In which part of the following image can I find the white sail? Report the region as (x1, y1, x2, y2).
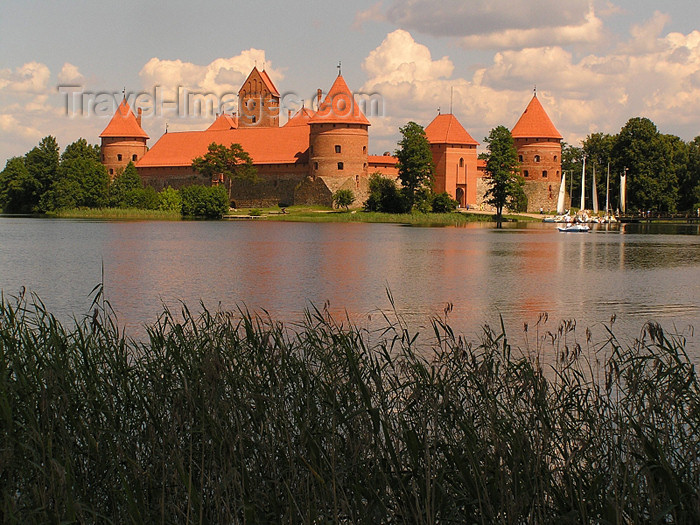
(592, 164, 599, 214)
(556, 171, 566, 214)
(580, 156, 586, 210)
(620, 169, 627, 214)
(605, 163, 610, 216)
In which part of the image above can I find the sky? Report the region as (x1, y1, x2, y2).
(2, 0, 700, 165)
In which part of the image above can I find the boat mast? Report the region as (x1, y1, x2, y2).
(580, 155, 586, 211)
(605, 162, 610, 216)
(592, 164, 599, 214)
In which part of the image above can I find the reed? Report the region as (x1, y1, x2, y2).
(48, 208, 181, 220)
(1, 292, 698, 523)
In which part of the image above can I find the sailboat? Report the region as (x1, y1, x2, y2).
(580, 155, 586, 211)
(620, 168, 627, 214)
(544, 172, 571, 222)
(591, 165, 599, 215)
(599, 163, 617, 223)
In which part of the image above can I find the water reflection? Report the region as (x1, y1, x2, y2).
(0, 218, 698, 359)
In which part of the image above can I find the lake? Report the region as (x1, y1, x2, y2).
(1, 217, 699, 357)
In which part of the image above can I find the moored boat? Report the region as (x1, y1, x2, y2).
(558, 224, 590, 233)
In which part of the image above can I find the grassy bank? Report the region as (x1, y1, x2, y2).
(49, 208, 182, 220)
(229, 205, 535, 225)
(1, 294, 698, 523)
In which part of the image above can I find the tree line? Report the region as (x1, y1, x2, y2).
(0, 137, 229, 218)
(563, 117, 700, 214)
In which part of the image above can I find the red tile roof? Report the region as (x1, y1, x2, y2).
(99, 98, 149, 139)
(309, 75, 370, 125)
(136, 126, 310, 168)
(511, 95, 562, 139)
(259, 68, 280, 97)
(368, 154, 397, 165)
(284, 107, 315, 127)
(206, 113, 238, 131)
(425, 113, 478, 146)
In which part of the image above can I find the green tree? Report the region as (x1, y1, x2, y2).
(0, 157, 40, 213)
(109, 162, 143, 208)
(332, 188, 355, 211)
(40, 139, 109, 211)
(561, 141, 583, 209)
(685, 137, 700, 211)
(483, 125, 522, 220)
(431, 192, 458, 213)
(192, 142, 256, 202)
(180, 185, 229, 219)
(25, 136, 60, 203)
(363, 172, 408, 213)
(395, 122, 434, 210)
(582, 132, 615, 210)
(158, 187, 182, 213)
(611, 117, 679, 212)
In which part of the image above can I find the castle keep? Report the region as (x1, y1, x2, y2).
(100, 66, 564, 211)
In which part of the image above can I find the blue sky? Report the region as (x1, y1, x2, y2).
(2, 0, 700, 164)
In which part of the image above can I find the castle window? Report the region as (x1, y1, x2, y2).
(109, 168, 114, 175)
(335, 145, 341, 153)
(524, 170, 529, 178)
(338, 162, 344, 170)
(117, 154, 122, 161)
(459, 158, 464, 167)
(363, 163, 367, 169)
(542, 170, 548, 178)
(314, 162, 319, 170)
(363, 146, 367, 154)
(554, 155, 558, 162)
(251, 116, 256, 123)
(518, 155, 523, 162)
(132, 154, 137, 161)
(534, 155, 541, 162)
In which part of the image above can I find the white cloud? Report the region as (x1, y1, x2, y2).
(139, 49, 283, 99)
(0, 62, 51, 93)
(57, 63, 85, 84)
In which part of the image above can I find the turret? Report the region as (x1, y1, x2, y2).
(511, 91, 563, 212)
(308, 74, 369, 183)
(99, 97, 149, 178)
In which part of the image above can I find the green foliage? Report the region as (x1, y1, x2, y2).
(191, 142, 257, 202)
(180, 184, 229, 219)
(39, 139, 109, 212)
(249, 208, 262, 216)
(107, 162, 158, 209)
(332, 188, 355, 211)
(431, 191, 458, 213)
(395, 121, 434, 209)
(363, 172, 409, 213)
(157, 186, 182, 213)
(612, 117, 679, 212)
(484, 126, 523, 218)
(1, 294, 699, 523)
(0, 157, 40, 213)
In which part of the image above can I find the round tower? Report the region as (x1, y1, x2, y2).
(308, 74, 369, 191)
(100, 98, 149, 178)
(511, 92, 563, 213)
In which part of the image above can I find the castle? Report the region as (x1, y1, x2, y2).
(99, 66, 564, 212)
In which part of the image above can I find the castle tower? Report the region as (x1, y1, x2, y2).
(99, 98, 149, 178)
(238, 66, 280, 128)
(308, 73, 370, 191)
(425, 113, 479, 207)
(511, 92, 563, 212)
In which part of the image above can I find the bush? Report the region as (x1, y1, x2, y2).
(158, 186, 182, 213)
(364, 173, 409, 213)
(333, 188, 355, 210)
(180, 184, 229, 219)
(431, 192, 459, 213)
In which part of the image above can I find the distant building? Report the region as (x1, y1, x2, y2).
(511, 92, 566, 212)
(99, 66, 563, 210)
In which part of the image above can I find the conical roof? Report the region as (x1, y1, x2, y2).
(309, 74, 370, 125)
(284, 106, 314, 127)
(100, 98, 149, 139)
(511, 94, 561, 140)
(425, 113, 478, 146)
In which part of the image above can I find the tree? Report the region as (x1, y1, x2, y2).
(431, 192, 458, 213)
(192, 142, 256, 201)
(0, 157, 39, 213)
(333, 189, 355, 211)
(180, 185, 229, 219)
(39, 139, 109, 211)
(483, 126, 522, 220)
(363, 172, 409, 213)
(108, 162, 151, 208)
(582, 132, 615, 209)
(395, 122, 434, 210)
(25, 136, 60, 203)
(158, 187, 182, 213)
(611, 117, 678, 212)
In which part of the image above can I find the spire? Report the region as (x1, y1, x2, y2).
(337, 61, 342, 76)
(99, 98, 149, 139)
(511, 92, 561, 140)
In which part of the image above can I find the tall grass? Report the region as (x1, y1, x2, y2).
(1, 291, 698, 523)
(49, 208, 181, 220)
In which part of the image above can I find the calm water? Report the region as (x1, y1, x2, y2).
(1, 217, 699, 356)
